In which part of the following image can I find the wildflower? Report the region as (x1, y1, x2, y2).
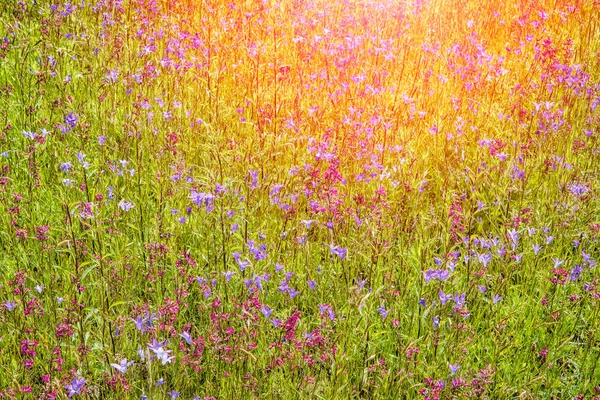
(65, 376, 85, 398)
(261, 306, 273, 318)
(76, 152, 90, 169)
(423, 269, 450, 283)
(22, 130, 36, 140)
(4, 300, 17, 311)
(133, 315, 147, 333)
(154, 347, 175, 365)
(248, 170, 259, 189)
(189, 190, 215, 208)
(438, 290, 452, 305)
(149, 340, 174, 365)
(568, 182, 589, 197)
(329, 244, 348, 259)
(507, 229, 519, 250)
(318, 304, 336, 320)
(449, 363, 461, 375)
(569, 264, 583, 281)
(377, 305, 389, 320)
(167, 391, 180, 399)
(110, 358, 134, 374)
(300, 219, 317, 229)
(64, 112, 78, 128)
(478, 253, 492, 268)
(453, 293, 466, 308)
(179, 331, 193, 345)
(493, 294, 502, 304)
(118, 200, 134, 212)
(60, 162, 72, 172)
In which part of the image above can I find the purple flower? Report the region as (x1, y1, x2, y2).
(553, 258, 564, 268)
(453, 293, 466, 308)
(569, 264, 583, 281)
(261, 306, 273, 318)
(167, 390, 180, 399)
(64, 112, 78, 128)
(148, 338, 167, 353)
(179, 331, 193, 345)
(318, 304, 336, 320)
(301, 219, 318, 229)
(189, 190, 215, 208)
(329, 244, 348, 259)
(478, 253, 492, 268)
(377, 305, 389, 320)
(248, 170, 259, 189)
(568, 182, 589, 196)
(110, 358, 134, 374)
(76, 152, 90, 169)
(288, 287, 301, 298)
(423, 269, 450, 284)
(4, 300, 16, 311)
(60, 162, 72, 172)
(449, 363, 461, 375)
(223, 271, 235, 281)
(493, 294, 502, 304)
(507, 229, 519, 250)
(438, 290, 452, 305)
(118, 200, 134, 212)
(65, 376, 86, 397)
(150, 345, 175, 365)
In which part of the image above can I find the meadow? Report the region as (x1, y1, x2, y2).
(0, 0, 599, 398)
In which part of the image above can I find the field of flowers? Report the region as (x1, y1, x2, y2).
(1, 0, 599, 398)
